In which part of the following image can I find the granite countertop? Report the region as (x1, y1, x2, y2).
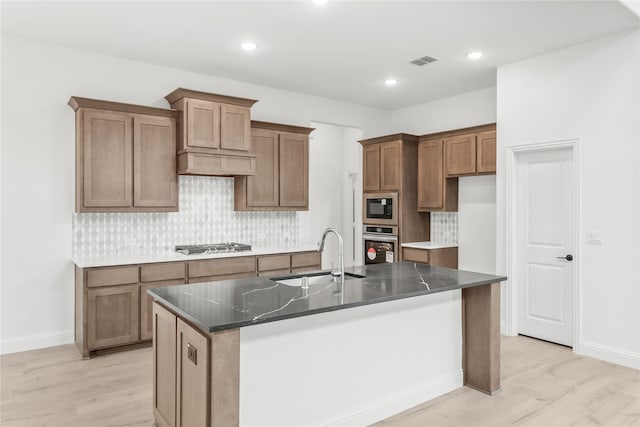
(401, 242, 458, 250)
(148, 262, 507, 334)
(72, 244, 319, 268)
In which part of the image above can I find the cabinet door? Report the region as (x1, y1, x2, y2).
(176, 318, 209, 427)
(246, 129, 279, 207)
(279, 132, 308, 208)
(141, 279, 186, 341)
(153, 302, 177, 427)
(380, 141, 401, 191)
(220, 104, 251, 151)
(87, 284, 139, 350)
(417, 140, 444, 210)
(133, 115, 178, 208)
(82, 109, 132, 208)
(446, 134, 476, 177)
(186, 99, 220, 149)
(476, 130, 496, 174)
(363, 144, 381, 192)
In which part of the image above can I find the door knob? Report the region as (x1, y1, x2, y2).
(556, 254, 573, 261)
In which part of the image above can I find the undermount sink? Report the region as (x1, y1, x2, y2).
(271, 271, 365, 287)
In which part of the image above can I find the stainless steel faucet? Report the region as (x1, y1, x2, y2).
(317, 228, 345, 285)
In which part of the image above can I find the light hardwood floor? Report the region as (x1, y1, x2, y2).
(1, 336, 638, 426)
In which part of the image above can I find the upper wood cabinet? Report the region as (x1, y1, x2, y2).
(361, 136, 413, 192)
(417, 139, 458, 212)
(165, 88, 258, 176)
(445, 128, 496, 177)
(234, 121, 314, 211)
(69, 97, 178, 213)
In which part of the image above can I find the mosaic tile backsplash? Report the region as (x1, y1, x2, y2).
(430, 212, 458, 245)
(72, 176, 298, 258)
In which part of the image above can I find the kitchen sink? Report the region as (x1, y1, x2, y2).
(271, 271, 365, 287)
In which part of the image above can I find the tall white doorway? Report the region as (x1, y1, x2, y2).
(509, 141, 579, 347)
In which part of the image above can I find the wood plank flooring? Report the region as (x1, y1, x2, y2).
(1, 336, 638, 426)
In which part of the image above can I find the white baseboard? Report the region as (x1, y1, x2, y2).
(0, 330, 74, 355)
(579, 340, 640, 370)
(314, 369, 463, 427)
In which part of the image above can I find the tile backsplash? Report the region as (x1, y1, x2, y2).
(72, 176, 298, 258)
(430, 212, 458, 245)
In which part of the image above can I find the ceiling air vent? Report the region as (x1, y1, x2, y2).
(410, 55, 439, 66)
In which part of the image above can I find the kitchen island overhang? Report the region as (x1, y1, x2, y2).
(149, 262, 506, 426)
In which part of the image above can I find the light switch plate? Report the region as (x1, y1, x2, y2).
(587, 230, 603, 245)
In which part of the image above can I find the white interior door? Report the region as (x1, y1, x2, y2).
(517, 147, 575, 346)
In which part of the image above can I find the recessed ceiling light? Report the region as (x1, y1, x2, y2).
(384, 79, 398, 87)
(312, 0, 328, 4)
(241, 41, 257, 51)
(467, 51, 483, 60)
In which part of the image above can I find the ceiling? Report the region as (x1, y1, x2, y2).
(2, 1, 638, 110)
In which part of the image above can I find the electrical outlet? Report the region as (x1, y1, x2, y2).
(586, 230, 603, 245)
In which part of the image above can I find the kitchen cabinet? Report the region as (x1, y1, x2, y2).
(68, 97, 178, 213)
(176, 318, 209, 427)
(140, 263, 187, 341)
(257, 254, 291, 277)
(165, 88, 258, 176)
(417, 139, 458, 212)
(291, 251, 322, 273)
(87, 284, 139, 350)
(362, 139, 403, 192)
(445, 129, 496, 177)
(187, 257, 257, 283)
(152, 302, 177, 427)
(234, 121, 314, 211)
(401, 246, 458, 268)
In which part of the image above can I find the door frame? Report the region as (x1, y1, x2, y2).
(505, 138, 581, 351)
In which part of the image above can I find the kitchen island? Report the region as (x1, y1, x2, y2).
(149, 262, 506, 426)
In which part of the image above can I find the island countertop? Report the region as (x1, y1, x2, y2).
(148, 262, 506, 334)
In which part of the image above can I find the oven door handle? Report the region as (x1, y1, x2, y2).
(363, 233, 398, 243)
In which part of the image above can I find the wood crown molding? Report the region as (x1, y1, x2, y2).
(67, 97, 178, 118)
(164, 88, 258, 107)
(358, 133, 419, 146)
(251, 120, 315, 135)
(418, 123, 496, 141)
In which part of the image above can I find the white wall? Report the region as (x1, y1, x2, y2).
(391, 87, 498, 275)
(0, 36, 391, 353)
(496, 30, 640, 368)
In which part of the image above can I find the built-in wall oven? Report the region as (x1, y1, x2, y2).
(363, 193, 398, 226)
(363, 225, 398, 264)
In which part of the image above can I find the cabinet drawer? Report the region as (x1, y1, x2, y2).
(257, 255, 290, 272)
(87, 266, 139, 288)
(258, 268, 290, 277)
(141, 279, 185, 341)
(188, 257, 256, 278)
(402, 248, 430, 264)
(141, 262, 186, 283)
(188, 271, 256, 284)
(291, 265, 320, 274)
(291, 252, 321, 268)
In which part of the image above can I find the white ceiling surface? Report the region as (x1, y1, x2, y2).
(2, 1, 639, 109)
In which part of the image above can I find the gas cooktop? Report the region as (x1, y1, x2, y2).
(175, 243, 252, 255)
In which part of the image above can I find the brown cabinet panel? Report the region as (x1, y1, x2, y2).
(82, 109, 133, 208)
(186, 99, 220, 149)
(446, 134, 477, 177)
(87, 284, 139, 350)
(257, 269, 291, 277)
(141, 263, 186, 283)
(246, 130, 279, 207)
(188, 257, 256, 278)
(153, 302, 176, 427)
(133, 115, 178, 209)
(279, 133, 308, 208)
(401, 247, 458, 268)
(380, 141, 402, 191)
(188, 271, 256, 284)
(142, 279, 187, 341)
(417, 139, 458, 212)
(363, 144, 381, 192)
(176, 318, 209, 427)
(257, 254, 290, 272)
(291, 252, 321, 268)
(220, 104, 250, 151)
(402, 248, 430, 264)
(87, 266, 138, 288)
(476, 130, 496, 174)
(291, 265, 321, 274)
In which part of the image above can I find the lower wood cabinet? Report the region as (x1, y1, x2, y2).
(153, 302, 177, 427)
(87, 284, 139, 350)
(141, 279, 186, 341)
(401, 246, 458, 269)
(176, 318, 209, 427)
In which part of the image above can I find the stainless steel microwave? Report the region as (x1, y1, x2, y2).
(363, 192, 398, 225)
